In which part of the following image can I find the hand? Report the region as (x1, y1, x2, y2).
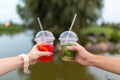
(27, 44, 51, 65)
(67, 43, 94, 66)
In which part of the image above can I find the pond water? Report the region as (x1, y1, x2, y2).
(0, 29, 120, 80)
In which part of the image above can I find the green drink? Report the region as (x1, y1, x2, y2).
(61, 43, 76, 61)
(59, 31, 78, 61)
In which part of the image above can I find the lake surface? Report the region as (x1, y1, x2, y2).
(0, 29, 120, 80)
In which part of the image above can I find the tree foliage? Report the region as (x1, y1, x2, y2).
(17, 0, 103, 31)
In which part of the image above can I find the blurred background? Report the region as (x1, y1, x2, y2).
(0, 0, 120, 80)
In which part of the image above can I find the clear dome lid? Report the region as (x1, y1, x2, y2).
(59, 31, 78, 41)
(34, 31, 55, 42)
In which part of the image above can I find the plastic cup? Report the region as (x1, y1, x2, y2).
(59, 31, 78, 61)
(34, 30, 55, 62)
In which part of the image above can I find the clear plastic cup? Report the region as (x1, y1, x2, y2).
(34, 30, 55, 62)
(59, 31, 78, 61)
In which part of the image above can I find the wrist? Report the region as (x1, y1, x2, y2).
(85, 53, 96, 66)
(19, 54, 30, 74)
(18, 56, 24, 67)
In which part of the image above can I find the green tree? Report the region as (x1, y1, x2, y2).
(17, 0, 103, 33)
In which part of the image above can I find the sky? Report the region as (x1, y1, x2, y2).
(0, 0, 120, 24)
(102, 0, 120, 23)
(0, 0, 23, 24)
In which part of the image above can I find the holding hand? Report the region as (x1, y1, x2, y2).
(27, 44, 51, 65)
(67, 43, 94, 66)
(67, 43, 120, 75)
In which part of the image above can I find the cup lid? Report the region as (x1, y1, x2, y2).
(34, 30, 55, 42)
(59, 31, 78, 41)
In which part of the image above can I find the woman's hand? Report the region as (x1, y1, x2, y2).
(27, 44, 51, 65)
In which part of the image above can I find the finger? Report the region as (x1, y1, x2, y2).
(67, 45, 79, 51)
(68, 42, 79, 46)
(67, 43, 84, 51)
(39, 52, 52, 56)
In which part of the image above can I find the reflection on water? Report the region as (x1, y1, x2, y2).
(0, 29, 120, 80)
(17, 52, 96, 80)
(0, 30, 34, 58)
(18, 55, 95, 80)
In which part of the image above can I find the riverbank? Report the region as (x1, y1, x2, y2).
(85, 41, 120, 53)
(0, 25, 25, 35)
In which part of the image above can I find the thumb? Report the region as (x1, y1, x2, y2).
(39, 52, 53, 57)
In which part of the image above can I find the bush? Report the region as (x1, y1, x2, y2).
(80, 34, 89, 45)
(80, 26, 120, 43)
(81, 26, 113, 39)
(110, 30, 120, 42)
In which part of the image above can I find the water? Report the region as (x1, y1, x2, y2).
(0, 29, 120, 80)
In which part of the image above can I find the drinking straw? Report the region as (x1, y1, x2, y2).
(37, 17, 46, 38)
(66, 14, 77, 42)
(69, 14, 77, 31)
(37, 17, 44, 31)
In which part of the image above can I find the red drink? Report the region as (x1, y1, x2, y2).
(34, 31, 55, 62)
(37, 43, 53, 62)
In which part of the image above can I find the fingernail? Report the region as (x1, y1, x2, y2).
(50, 52, 53, 56)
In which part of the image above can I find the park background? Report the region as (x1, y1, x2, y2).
(0, 0, 120, 80)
